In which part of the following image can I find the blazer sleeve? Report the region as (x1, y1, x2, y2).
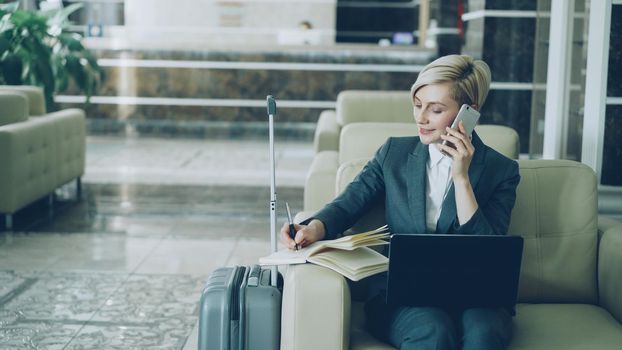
(453, 159, 521, 236)
(306, 138, 392, 239)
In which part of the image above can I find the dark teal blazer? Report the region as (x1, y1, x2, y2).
(312, 132, 521, 240)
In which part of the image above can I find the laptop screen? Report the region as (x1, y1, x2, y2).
(386, 234, 523, 309)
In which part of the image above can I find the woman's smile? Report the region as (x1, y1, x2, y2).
(418, 128, 434, 135)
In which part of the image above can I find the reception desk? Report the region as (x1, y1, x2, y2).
(58, 40, 435, 139)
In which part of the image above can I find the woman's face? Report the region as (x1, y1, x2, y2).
(413, 82, 461, 145)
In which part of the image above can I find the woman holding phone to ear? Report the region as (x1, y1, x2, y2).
(280, 55, 520, 350)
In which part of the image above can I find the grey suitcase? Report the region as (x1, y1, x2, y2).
(198, 96, 283, 349)
(198, 265, 282, 350)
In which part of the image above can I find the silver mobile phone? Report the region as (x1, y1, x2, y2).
(441, 104, 480, 154)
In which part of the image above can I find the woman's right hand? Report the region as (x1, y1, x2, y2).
(279, 219, 326, 250)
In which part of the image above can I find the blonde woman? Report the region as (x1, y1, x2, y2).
(281, 55, 520, 350)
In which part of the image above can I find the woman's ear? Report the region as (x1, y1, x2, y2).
(471, 104, 479, 111)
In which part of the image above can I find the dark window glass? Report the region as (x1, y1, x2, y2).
(607, 5, 622, 96)
(601, 106, 622, 186)
(336, 1, 417, 43)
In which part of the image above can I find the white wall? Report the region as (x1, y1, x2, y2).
(123, 0, 336, 46)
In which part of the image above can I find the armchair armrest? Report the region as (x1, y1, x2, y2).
(281, 264, 351, 350)
(0, 116, 58, 213)
(304, 151, 339, 211)
(313, 110, 340, 153)
(598, 221, 622, 323)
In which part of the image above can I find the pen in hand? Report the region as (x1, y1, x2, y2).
(285, 202, 298, 251)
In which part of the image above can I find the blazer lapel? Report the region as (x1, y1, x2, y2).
(407, 141, 428, 234)
(436, 132, 487, 234)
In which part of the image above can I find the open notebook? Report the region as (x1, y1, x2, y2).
(259, 225, 390, 281)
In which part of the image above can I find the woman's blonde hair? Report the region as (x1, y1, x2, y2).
(410, 54, 491, 109)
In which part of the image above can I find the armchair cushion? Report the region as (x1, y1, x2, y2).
(508, 303, 622, 350)
(475, 125, 520, 159)
(350, 302, 394, 350)
(0, 92, 28, 126)
(339, 123, 417, 164)
(337, 91, 412, 126)
(349, 301, 622, 350)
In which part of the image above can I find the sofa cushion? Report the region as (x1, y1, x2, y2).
(508, 303, 622, 350)
(0, 85, 46, 116)
(0, 92, 28, 126)
(474, 124, 520, 159)
(510, 160, 598, 304)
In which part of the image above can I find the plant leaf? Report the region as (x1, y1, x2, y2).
(1, 6, 104, 106)
(39, 2, 83, 22)
(0, 2, 19, 13)
(58, 32, 84, 51)
(0, 13, 15, 33)
(41, 2, 83, 35)
(11, 11, 48, 34)
(0, 35, 9, 55)
(1, 52, 22, 84)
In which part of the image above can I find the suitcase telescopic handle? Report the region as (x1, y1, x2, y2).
(267, 95, 278, 287)
(267, 95, 277, 116)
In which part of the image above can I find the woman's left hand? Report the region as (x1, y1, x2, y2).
(438, 121, 475, 182)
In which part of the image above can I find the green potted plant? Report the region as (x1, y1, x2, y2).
(0, 1, 103, 110)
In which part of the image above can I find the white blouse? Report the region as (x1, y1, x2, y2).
(425, 144, 453, 233)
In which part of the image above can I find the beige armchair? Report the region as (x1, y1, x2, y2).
(305, 89, 520, 212)
(283, 159, 622, 349)
(0, 86, 86, 231)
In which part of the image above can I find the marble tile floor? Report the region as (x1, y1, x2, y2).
(0, 136, 311, 349)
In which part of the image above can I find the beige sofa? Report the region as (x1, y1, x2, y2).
(0, 86, 86, 231)
(282, 157, 622, 349)
(305, 90, 520, 212)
